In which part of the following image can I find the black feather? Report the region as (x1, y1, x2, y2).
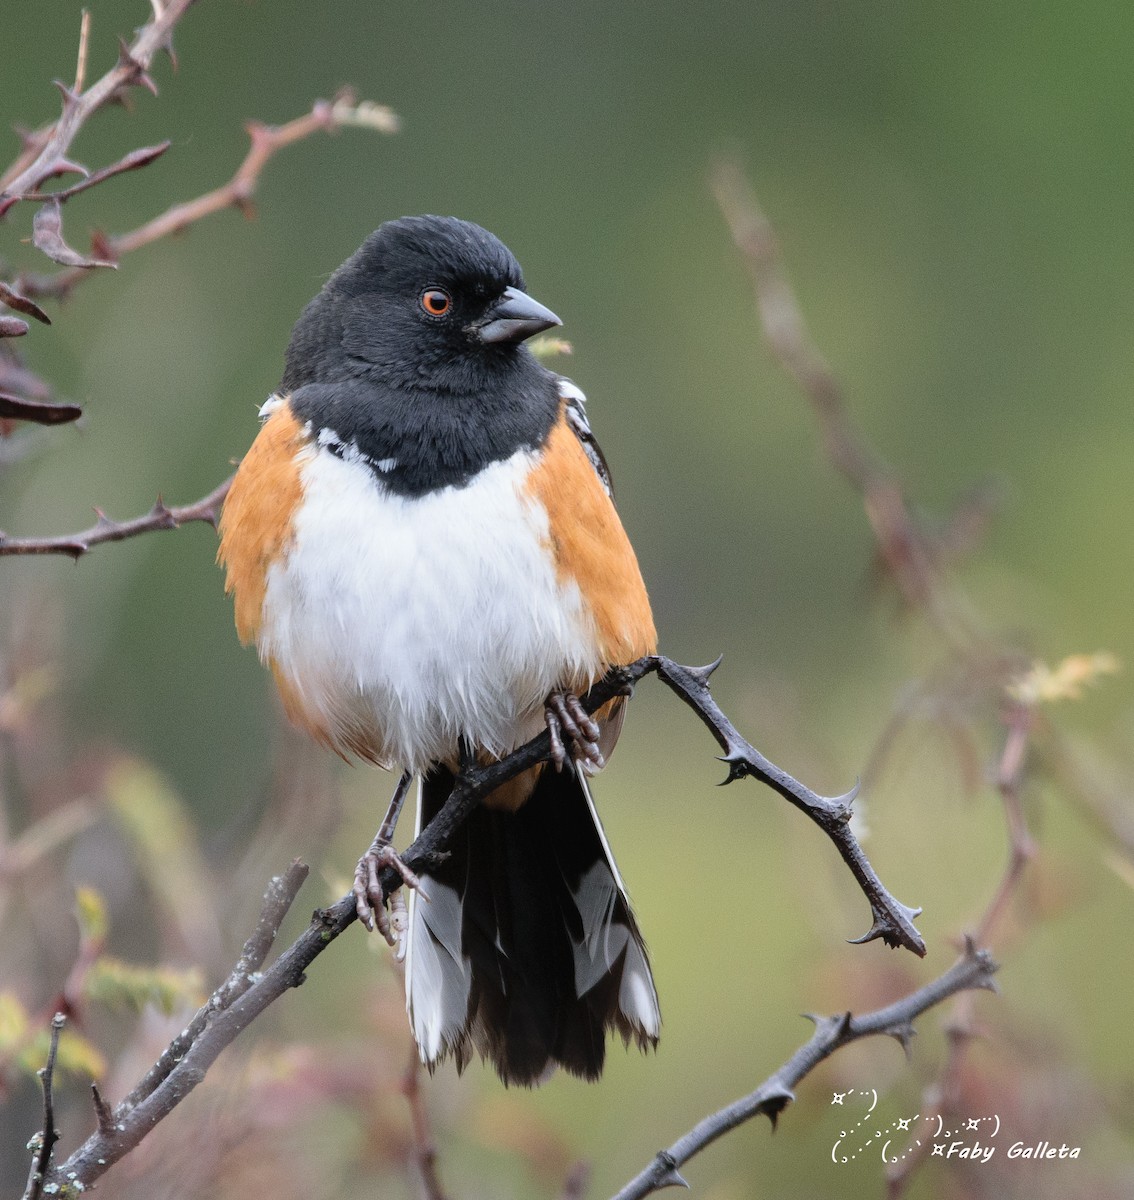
(411, 764, 659, 1086)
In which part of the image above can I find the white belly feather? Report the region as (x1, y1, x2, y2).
(257, 445, 601, 771)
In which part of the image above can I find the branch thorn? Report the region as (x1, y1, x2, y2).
(832, 778, 860, 809)
(847, 902, 925, 953)
(115, 39, 158, 96)
(759, 1084, 795, 1129)
(886, 1021, 917, 1058)
(149, 495, 174, 525)
(654, 1153, 689, 1190)
(49, 157, 90, 182)
(52, 80, 83, 115)
(90, 1083, 114, 1136)
(686, 654, 724, 687)
(717, 752, 750, 785)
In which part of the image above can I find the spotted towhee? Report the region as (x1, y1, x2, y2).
(218, 215, 659, 1085)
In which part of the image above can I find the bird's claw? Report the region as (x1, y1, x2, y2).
(353, 840, 423, 952)
(545, 690, 604, 774)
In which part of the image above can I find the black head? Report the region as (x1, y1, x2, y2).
(281, 215, 560, 393)
(280, 217, 566, 496)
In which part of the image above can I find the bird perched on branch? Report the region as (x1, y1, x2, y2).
(218, 215, 659, 1085)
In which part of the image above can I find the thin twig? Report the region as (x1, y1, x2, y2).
(118, 93, 396, 241)
(0, 393, 82, 425)
(23, 865, 312, 1196)
(39, 866, 344, 1191)
(976, 702, 1037, 944)
(73, 9, 93, 98)
(22, 1012, 66, 1200)
(609, 946, 998, 1200)
(0, 474, 232, 558)
(401, 1042, 451, 1200)
(711, 159, 972, 642)
(8, 142, 172, 206)
(120, 859, 309, 1113)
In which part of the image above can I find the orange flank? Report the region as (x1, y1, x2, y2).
(526, 409, 657, 667)
(480, 766, 541, 812)
(217, 401, 308, 646)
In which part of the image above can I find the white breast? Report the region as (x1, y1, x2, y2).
(257, 446, 602, 772)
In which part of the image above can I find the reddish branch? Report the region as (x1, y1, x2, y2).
(0, 394, 82, 425)
(0, 0, 192, 206)
(883, 701, 1037, 1197)
(0, 475, 231, 558)
(401, 1045, 451, 1200)
(711, 160, 985, 642)
(1, 0, 395, 365)
(8, 142, 171, 209)
(15, 92, 398, 302)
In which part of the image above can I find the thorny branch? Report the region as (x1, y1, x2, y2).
(117, 858, 309, 1116)
(609, 945, 998, 1200)
(13, 91, 398, 304)
(1, 2, 395, 451)
(24, 654, 923, 1194)
(364, 655, 924, 957)
(0, 0, 193, 206)
(0, 474, 232, 558)
(649, 656, 925, 954)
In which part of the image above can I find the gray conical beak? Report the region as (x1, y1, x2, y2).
(475, 285, 562, 344)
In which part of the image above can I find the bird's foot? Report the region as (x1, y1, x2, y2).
(354, 839, 423, 957)
(545, 690, 604, 775)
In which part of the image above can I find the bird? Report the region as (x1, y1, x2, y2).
(218, 214, 660, 1086)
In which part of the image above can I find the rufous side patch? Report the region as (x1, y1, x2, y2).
(481, 764, 542, 812)
(217, 402, 308, 646)
(525, 411, 657, 666)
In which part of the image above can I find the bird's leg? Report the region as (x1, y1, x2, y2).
(457, 735, 477, 776)
(354, 770, 422, 949)
(545, 690, 604, 774)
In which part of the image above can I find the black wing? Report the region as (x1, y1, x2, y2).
(558, 378, 615, 499)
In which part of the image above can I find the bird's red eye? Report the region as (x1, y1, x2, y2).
(421, 288, 451, 316)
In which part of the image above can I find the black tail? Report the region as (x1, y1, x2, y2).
(405, 763, 659, 1086)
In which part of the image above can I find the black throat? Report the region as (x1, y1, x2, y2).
(285, 355, 561, 497)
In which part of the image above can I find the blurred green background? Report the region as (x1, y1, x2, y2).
(3, 2, 1133, 1197)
